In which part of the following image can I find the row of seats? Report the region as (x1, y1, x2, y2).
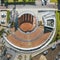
(7, 32, 50, 48)
(18, 14, 34, 26)
(7, 27, 50, 48)
(11, 26, 44, 41)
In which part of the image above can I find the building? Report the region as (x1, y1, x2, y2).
(0, 10, 7, 30)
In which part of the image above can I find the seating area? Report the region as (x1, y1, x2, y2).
(7, 26, 50, 48)
(17, 14, 36, 32)
(10, 26, 43, 41)
(18, 14, 34, 25)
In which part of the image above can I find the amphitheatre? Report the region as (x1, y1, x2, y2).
(3, 10, 56, 52)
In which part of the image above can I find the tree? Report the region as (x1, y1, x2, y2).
(38, 21, 42, 26)
(5, 0, 8, 8)
(18, 55, 22, 60)
(0, 28, 5, 37)
(30, 54, 32, 60)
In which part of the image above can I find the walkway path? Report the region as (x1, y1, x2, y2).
(0, 0, 57, 10)
(29, 40, 60, 60)
(13, 40, 60, 60)
(32, 40, 60, 57)
(7, 4, 57, 10)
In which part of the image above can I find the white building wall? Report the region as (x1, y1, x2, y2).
(17, 9, 38, 21)
(16, 9, 55, 27)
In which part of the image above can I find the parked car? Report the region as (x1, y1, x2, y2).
(43, 50, 48, 55)
(51, 44, 56, 50)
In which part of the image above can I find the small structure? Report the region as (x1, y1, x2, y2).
(0, 10, 7, 30)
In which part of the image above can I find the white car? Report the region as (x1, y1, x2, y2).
(41, 0, 45, 6)
(43, 50, 48, 55)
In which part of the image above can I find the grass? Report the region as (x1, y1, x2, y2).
(51, 11, 60, 43)
(50, 0, 58, 3)
(56, 11, 60, 39)
(56, 11, 60, 30)
(7, 10, 10, 23)
(4, 0, 35, 3)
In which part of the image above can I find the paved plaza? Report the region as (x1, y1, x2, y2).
(0, 0, 57, 10)
(0, 0, 60, 60)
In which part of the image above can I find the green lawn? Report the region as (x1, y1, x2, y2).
(4, 0, 35, 3)
(56, 11, 60, 31)
(7, 10, 10, 23)
(50, 0, 58, 3)
(56, 11, 60, 39)
(51, 11, 60, 43)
